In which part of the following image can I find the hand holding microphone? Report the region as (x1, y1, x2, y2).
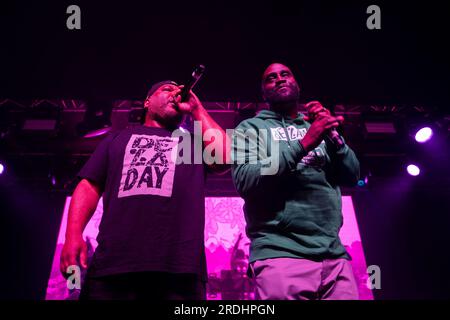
(300, 101, 345, 152)
(179, 64, 205, 102)
(174, 64, 205, 114)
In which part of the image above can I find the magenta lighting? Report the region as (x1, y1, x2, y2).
(84, 127, 111, 138)
(415, 127, 433, 143)
(407, 164, 420, 176)
(0, 163, 4, 175)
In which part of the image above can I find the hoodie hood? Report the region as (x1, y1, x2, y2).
(255, 109, 307, 125)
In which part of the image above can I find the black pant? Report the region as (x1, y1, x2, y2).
(79, 271, 206, 300)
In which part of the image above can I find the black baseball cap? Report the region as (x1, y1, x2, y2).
(145, 80, 179, 100)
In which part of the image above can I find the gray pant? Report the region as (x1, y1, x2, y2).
(250, 257, 359, 300)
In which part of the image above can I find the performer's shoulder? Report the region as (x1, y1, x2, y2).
(235, 116, 269, 131)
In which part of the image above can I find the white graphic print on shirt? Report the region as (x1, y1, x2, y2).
(118, 134, 179, 198)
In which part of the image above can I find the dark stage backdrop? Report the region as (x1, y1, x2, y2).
(353, 181, 450, 300)
(1, 1, 449, 111)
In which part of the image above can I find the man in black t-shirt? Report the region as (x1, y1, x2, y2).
(60, 81, 230, 300)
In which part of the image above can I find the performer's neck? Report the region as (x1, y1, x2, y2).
(143, 118, 164, 128)
(270, 101, 298, 119)
(143, 117, 179, 131)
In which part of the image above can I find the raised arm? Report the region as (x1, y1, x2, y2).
(176, 90, 231, 172)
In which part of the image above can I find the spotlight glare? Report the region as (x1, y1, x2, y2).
(415, 127, 433, 143)
(83, 127, 111, 138)
(407, 164, 420, 176)
(0, 163, 4, 175)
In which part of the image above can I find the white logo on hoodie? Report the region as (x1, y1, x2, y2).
(270, 126, 326, 169)
(271, 126, 307, 141)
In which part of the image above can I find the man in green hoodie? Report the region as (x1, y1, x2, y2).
(231, 63, 360, 300)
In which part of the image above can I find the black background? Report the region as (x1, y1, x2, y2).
(1, 0, 449, 109)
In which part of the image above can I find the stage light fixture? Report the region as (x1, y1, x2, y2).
(77, 99, 112, 138)
(406, 164, 420, 176)
(21, 100, 61, 136)
(414, 127, 433, 143)
(364, 121, 396, 134)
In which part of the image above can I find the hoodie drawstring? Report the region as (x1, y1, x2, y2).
(281, 117, 293, 149)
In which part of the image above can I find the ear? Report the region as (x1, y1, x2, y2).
(144, 97, 150, 109)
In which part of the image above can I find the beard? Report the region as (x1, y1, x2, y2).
(160, 112, 184, 129)
(264, 82, 300, 104)
(151, 105, 184, 130)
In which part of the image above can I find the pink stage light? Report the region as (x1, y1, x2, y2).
(0, 163, 4, 175)
(415, 127, 433, 143)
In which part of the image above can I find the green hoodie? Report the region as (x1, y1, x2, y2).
(231, 109, 360, 263)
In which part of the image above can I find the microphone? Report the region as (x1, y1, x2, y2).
(180, 64, 206, 102)
(327, 127, 345, 150)
(306, 104, 345, 150)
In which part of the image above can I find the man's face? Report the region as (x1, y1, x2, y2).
(144, 83, 184, 127)
(261, 63, 300, 104)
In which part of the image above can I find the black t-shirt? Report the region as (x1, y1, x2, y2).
(78, 126, 207, 280)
